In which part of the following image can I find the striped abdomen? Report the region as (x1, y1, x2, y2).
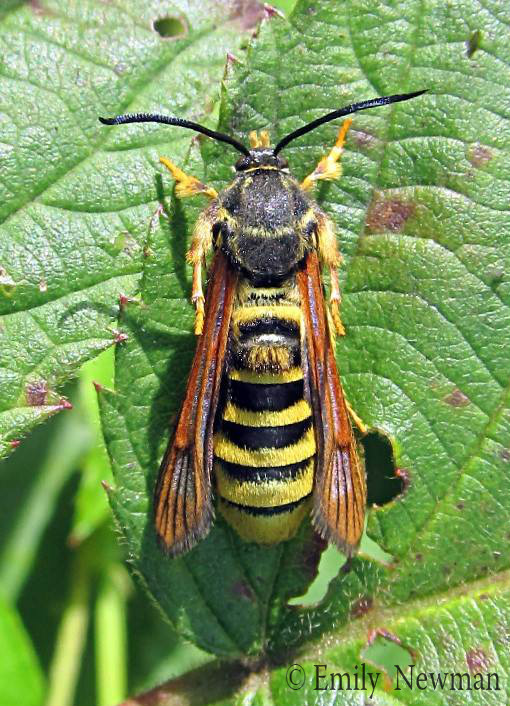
(213, 282, 316, 543)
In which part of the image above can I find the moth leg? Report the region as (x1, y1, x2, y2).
(159, 157, 218, 334)
(300, 118, 352, 192)
(314, 210, 345, 336)
(329, 266, 345, 337)
(186, 205, 217, 335)
(345, 398, 367, 435)
(159, 157, 218, 199)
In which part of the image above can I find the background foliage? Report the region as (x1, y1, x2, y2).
(0, 0, 509, 705)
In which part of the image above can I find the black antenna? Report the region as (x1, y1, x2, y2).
(274, 90, 427, 155)
(98, 112, 251, 157)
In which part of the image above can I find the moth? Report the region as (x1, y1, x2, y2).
(100, 89, 425, 556)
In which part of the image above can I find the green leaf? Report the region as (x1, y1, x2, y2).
(122, 574, 510, 705)
(71, 349, 115, 544)
(0, 595, 45, 706)
(100, 0, 510, 692)
(0, 0, 243, 456)
(0, 384, 90, 601)
(2, 0, 509, 702)
(270, 575, 510, 706)
(102, 0, 510, 656)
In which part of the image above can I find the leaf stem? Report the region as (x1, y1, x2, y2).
(94, 565, 128, 706)
(45, 556, 90, 706)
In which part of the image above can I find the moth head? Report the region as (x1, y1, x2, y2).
(234, 148, 288, 172)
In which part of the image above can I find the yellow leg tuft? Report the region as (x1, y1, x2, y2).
(301, 118, 353, 191)
(159, 157, 217, 199)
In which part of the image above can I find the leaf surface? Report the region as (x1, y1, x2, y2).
(2, 0, 509, 703)
(0, 0, 242, 455)
(0, 595, 45, 706)
(102, 0, 510, 670)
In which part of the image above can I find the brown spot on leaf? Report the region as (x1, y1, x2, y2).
(366, 198, 415, 233)
(415, 553, 423, 561)
(353, 130, 375, 149)
(29, 0, 54, 15)
(26, 380, 48, 406)
(466, 648, 489, 673)
(231, 581, 255, 601)
(468, 143, 492, 168)
(444, 388, 470, 407)
(229, 0, 265, 29)
(351, 596, 373, 618)
(500, 448, 510, 462)
(456, 501, 465, 510)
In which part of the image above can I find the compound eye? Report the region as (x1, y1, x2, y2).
(235, 156, 251, 171)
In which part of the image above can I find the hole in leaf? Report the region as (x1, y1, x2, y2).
(359, 533, 394, 566)
(362, 431, 404, 505)
(288, 527, 395, 607)
(361, 634, 413, 681)
(288, 544, 347, 606)
(153, 16, 187, 38)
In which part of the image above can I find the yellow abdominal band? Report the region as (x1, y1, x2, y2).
(219, 496, 311, 544)
(214, 294, 315, 544)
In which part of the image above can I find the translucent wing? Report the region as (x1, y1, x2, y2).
(154, 252, 237, 555)
(297, 252, 366, 554)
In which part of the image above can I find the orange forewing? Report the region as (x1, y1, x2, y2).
(297, 252, 366, 554)
(154, 251, 238, 555)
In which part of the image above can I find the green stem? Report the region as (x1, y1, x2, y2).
(45, 557, 90, 706)
(94, 565, 128, 706)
